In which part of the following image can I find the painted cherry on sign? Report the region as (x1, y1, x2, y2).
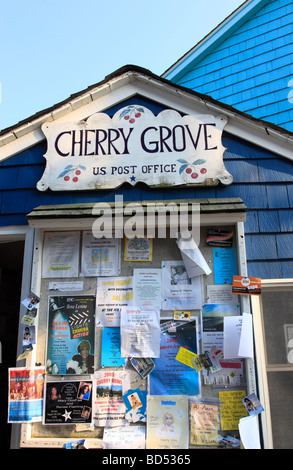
(177, 158, 207, 180)
(58, 164, 86, 182)
(120, 105, 145, 123)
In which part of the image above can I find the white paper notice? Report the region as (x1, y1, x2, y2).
(81, 233, 120, 276)
(207, 284, 239, 304)
(161, 260, 202, 310)
(96, 276, 133, 327)
(120, 307, 160, 358)
(42, 231, 80, 278)
(238, 313, 254, 358)
(239, 415, 261, 449)
(133, 269, 161, 308)
(177, 236, 212, 277)
(224, 313, 253, 359)
(103, 425, 146, 449)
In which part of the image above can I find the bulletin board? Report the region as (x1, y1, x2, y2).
(15, 203, 258, 449)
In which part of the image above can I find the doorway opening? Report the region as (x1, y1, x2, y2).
(0, 241, 24, 448)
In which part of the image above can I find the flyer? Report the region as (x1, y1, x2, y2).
(161, 260, 202, 310)
(96, 276, 133, 327)
(120, 307, 160, 358)
(81, 233, 120, 276)
(146, 395, 189, 449)
(103, 425, 146, 449)
(190, 401, 219, 446)
(8, 367, 45, 423)
(177, 235, 212, 277)
(218, 390, 248, 430)
(46, 295, 95, 375)
(206, 284, 239, 304)
(93, 370, 130, 427)
(43, 380, 93, 425)
(223, 313, 254, 359)
(123, 388, 147, 423)
(232, 275, 261, 295)
(101, 328, 125, 367)
(149, 320, 200, 396)
(133, 268, 162, 308)
(124, 237, 152, 261)
(242, 393, 264, 416)
(202, 303, 240, 355)
(213, 248, 237, 284)
(42, 231, 80, 278)
(21, 291, 40, 310)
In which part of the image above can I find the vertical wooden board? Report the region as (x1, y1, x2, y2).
(258, 210, 280, 233)
(285, 184, 293, 207)
(266, 184, 289, 208)
(276, 233, 293, 259)
(278, 209, 293, 232)
(0, 166, 19, 189)
(246, 233, 278, 260)
(2, 189, 28, 214)
(216, 184, 268, 209)
(16, 165, 45, 189)
(224, 160, 259, 182)
(281, 260, 293, 278)
(244, 210, 259, 234)
(247, 260, 283, 279)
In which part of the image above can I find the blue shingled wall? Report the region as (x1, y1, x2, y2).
(170, 0, 293, 132)
(1, 97, 292, 279)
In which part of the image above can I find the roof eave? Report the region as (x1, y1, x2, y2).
(0, 64, 293, 163)
(162, 0, 270, 82)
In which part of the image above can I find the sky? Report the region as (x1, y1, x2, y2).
(0, 0, 245, 132)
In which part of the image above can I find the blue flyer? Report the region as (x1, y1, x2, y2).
(101, 328, 125, 367)
(213, 247, 237, 284)
(149, 320, 200, 396)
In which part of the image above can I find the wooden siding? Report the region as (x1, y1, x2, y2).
(172, 0, 293, 132)
(0, 98, 292, 279)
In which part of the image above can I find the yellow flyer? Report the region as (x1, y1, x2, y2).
(175, 346, 197, 369)
(218, 390, 248, 430)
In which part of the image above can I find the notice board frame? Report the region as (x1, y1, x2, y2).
(12, 199, 258, 449)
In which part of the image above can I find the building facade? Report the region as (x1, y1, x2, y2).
(1, 66, 293, 448)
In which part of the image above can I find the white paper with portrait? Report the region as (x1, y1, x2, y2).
(161, 260, 202, 310)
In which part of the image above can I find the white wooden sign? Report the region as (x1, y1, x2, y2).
(37, 105, 232, 191)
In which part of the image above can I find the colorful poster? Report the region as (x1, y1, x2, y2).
(124, 237, 152, 261)
(8, 367, 45, 423)
(190, 401, 219, 446)
(93, 370, 130, 427)
(120, 307, 160, 358)
(161, 261, 202, 310)
(81, 233, 120, 276)
(149, 320, 200, 396)
(42, 231, 80, 278)
(213, 247, 237, 284)
(43, 380, 93, 425)
(101, 328, 125, 367)
(123, 388, 147, 423)
(96, 276, 133, 326)
(46, 295, 95, 375)
(202, 303, 240, 354)
(146, 395, 189, 449)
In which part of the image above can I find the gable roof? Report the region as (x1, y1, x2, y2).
(162, 0, 269, 82)
(162, 0, 293, 132)
(1, 64, 293, 163)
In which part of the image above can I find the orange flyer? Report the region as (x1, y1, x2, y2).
(232, 275, 261, 295)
